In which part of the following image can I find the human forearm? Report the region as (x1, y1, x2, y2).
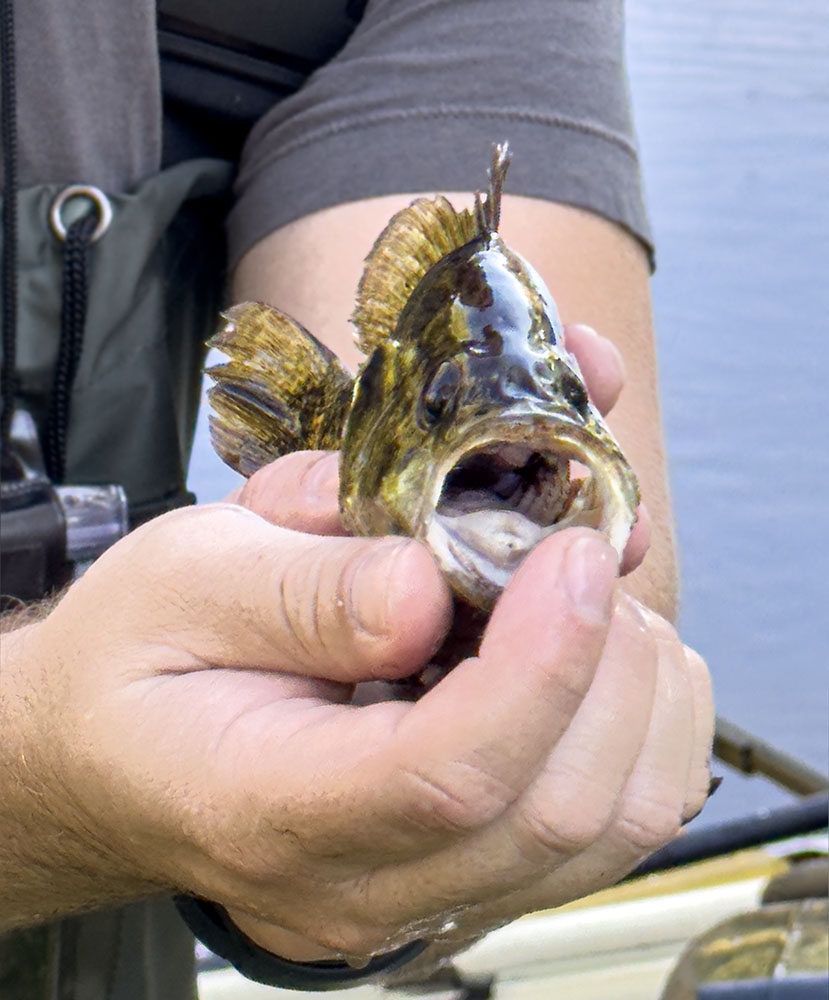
(0, 623, 163, 930)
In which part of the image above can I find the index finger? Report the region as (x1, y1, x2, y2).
(235, 450, 344, 534)
(563, 323, 625, 416)
(348, 529, 619, 856)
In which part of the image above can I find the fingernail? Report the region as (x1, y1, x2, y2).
(627, 594, 670, 633)
(620, 592, 651, 629)
(304, 453, 340, 502)
(565, 534, 618, 625)
(681, 775, 723, 827)
(349, 540, 413, 635)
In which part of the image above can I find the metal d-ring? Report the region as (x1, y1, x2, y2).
(49, 185, 113, 243)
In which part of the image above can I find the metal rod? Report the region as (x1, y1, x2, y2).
(714, 715, 829, 797)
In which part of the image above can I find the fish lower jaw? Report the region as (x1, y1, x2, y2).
(420, 434, 638, 610)
(425, 491, 614, 611)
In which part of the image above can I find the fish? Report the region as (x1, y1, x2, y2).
(207, 143, 639, 619)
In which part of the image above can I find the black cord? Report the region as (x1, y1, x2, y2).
(0, 0, 20, 471)
(629, 792, 829, 879)
(176, 896, 429, 991)
(44, 212, 97, 483)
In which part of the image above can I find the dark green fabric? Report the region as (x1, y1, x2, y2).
(7, 157, 233, 514)
(0, 924, 54, 1000)
(0, 158, 232, 999)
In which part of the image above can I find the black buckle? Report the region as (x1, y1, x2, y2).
(0, 476, 70, 607)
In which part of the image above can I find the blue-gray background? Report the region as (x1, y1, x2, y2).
(187, 0, 828, 827)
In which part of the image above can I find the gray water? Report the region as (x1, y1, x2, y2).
(187, 0, 829, 827)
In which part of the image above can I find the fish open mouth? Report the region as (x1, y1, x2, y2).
(423, 424, 637, 609)
(437, 443, 586, 527)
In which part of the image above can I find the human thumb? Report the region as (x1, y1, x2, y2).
(84, 504, 452, 684)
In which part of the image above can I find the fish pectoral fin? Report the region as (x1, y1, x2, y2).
(206, 301, 354, 478)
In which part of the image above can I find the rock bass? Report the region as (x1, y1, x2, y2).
(207, 144, 639, 613)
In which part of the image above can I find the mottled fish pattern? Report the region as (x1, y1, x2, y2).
(208, 144, 639, 618)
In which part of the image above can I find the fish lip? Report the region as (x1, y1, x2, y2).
(416, 408, 638, 610)
(418, 406, 618, 518)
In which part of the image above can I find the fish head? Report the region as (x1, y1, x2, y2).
(341, 230, 639, 610)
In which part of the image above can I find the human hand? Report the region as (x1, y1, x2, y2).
(206, 324, 708, 963)
(3, 497, 710, 958)
(0, 323, 710, 976)
(212, 522, 712, 968)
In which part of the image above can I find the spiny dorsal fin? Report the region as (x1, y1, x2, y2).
(352, 142, 513, 355)
(206, 302, 354, 477)
(476, 141, 513, 233)
(352, 196, 479, 355)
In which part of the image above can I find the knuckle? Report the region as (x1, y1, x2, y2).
(332, 539, 450, 681)
(128, 507, 185, 554)
(184, 500, 255, 528)
(343, 540, 403, 621)
(273, 546, 327, 664)
(396, 763, 512, 836)
(517, 800, 611, 860)
(343, 622, 402, 678)
(541, 664, 595, 715)
(272, 537, 423, 677)
(125, 505, 256, 603)
(335, 548, 418, 676)
(615, 794, 682, 851)
(140, 502, 253, 551)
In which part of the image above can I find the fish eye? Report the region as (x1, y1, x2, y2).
(420, 359, 462, 427)
(560, 371, 589, 415)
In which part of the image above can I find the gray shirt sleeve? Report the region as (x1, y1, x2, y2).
(13, 0, 161, 193)
(228, 0, 653, 270)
